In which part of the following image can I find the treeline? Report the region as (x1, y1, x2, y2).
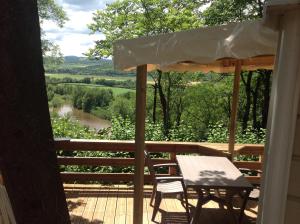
(73, 88, 113, 113)
(46, 76, 136, 89)
(47, 69, 270, 142)
(44, 56, 135, 77)
(46, 66, 130, 76)
(47, 83, 135, 120)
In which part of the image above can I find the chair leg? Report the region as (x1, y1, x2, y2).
(152, 192, 162, 222)
(150, 184, 156, 207)
(183, 191, 190, 223)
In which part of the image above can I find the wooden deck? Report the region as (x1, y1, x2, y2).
(65, 184, 258, 224)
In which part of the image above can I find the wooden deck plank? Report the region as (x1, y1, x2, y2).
(80, 185, 100, 223)
(125, 185, 133, 224)
(114, 185, 127, 224)
(102, 185, 118, 224)
(65, 184, 257, 224)
(91, 185, 109, 223)
(144, 185, 154, 224)
(69, 187, 89, 224)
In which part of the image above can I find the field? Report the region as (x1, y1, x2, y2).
(60, 83, 135, 95)
(46, 73, 136, 81)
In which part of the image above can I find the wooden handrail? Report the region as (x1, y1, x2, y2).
(54, 139, 264, 184)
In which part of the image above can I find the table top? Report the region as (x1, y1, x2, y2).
(176, 155, 253, 189)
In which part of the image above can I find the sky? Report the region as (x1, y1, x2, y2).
(42, 0, 115, 57)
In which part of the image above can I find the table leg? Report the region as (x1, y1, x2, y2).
(225, 190, 238, 224)
(239, 190, 250, 224)
(191, 189, 204, 224)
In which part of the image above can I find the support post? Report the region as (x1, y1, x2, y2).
(228, 60, 242, 160)
(133, 65, 147, 224)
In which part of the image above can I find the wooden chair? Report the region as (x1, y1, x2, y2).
(144, 150, 190, 222)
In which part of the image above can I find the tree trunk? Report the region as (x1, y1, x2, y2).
(157, 70, 170, 136)
(175, 98, 183, 127)
(0, 1, 70, 223)
(252, 76, 262, 129)
(166, 73, 172, 129)
(261, 70, 272, 128)
(152, 83, 157, 123)
(241, 71, 253, 132)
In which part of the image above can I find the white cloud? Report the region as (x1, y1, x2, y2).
(42, 0, 114, 56)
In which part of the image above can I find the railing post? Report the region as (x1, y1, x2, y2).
(169, 152, 177, 175)
(133, 65, 147, 224)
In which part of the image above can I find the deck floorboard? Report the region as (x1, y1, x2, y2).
(65, 184, 257, 224)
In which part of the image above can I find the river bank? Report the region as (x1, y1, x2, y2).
(51, 104, 111, 131)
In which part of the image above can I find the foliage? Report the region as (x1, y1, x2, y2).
(38, 0, 68, 64)
(181, 75, 232, 139)
(202, 0, 264, 26)
(109, 94, 135, 120)
(51, 114, 98, 139)
(87, 0, 204, 58)
(72, 88, 114, 113)
(38, 0, 68, 27)
(207, 122, 265, 144)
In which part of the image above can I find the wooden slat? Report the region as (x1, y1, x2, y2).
(61, 172, 154, 183)
(56, 140, 264, 184)
(91, 185, 109, 223)
(65, 184, 258, 223)
(233, 161, 262, 170)
(236, 145, 264, 156)
(245, 176, 261, 185)
(69, 188, 88, 223)
(126, 186, 134, 224)
(54, 139, 231, 156)
(114, 185, 127, 224)
(103, 185, 118, 223)
(57, 157, 172, 166)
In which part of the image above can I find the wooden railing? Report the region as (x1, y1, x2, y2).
(54, 139, 264, 185)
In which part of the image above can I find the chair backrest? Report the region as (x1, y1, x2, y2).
(144, 150, 157, 184)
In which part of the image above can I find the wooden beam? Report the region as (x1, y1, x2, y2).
(228, 60, 242, 159)
(57, 156, 172, 166)
(0, 1, 70, 223)
(134, 65, 147, 224)
(60, 172, 154, 183)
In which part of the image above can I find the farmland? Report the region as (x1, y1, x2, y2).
(45, 73, 136, 81)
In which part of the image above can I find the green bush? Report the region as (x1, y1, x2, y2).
(207, 121, 266, 144)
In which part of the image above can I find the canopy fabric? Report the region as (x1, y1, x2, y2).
(113, 20, 278, 73)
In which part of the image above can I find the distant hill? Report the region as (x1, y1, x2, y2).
(45, 56, 134, 77)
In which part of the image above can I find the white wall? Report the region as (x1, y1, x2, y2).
(284, 97, 300, 223)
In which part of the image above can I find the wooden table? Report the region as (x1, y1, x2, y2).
(176, 155, 253, 224)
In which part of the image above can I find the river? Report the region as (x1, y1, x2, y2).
(55, 104, 111, 131)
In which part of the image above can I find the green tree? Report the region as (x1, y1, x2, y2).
(87, 0, 203, 58)
(88, 0, 204, 136)
(202, 0, 264, 25)
(202, 0, 271, 131)
(38, 0, 68, 62)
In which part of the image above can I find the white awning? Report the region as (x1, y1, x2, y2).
(113, 20, 278, 73)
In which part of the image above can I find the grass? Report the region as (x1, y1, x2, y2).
(45, 73, 156, 83)
(46, 73, 135, 81)
(59, 83, 135, 95)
